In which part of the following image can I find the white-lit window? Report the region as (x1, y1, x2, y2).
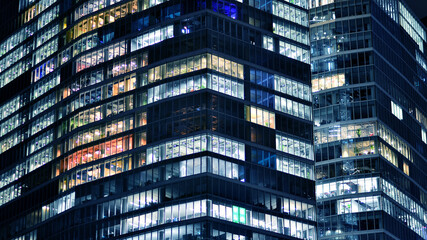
(274, 95, 311, 120)
(279, 41, 310, 63)
(391, 101, 403, 120)
(131, 25, 174, 52)
(276, 155, 313, 180)
(146, 134, 245, 164)
(276, 133, 313, 160)
(273, 20, 309, 45)
(422, 128, 426, 144)
(272, 1, 308, 23)
(147, 73, 243, 104)
(263, 36, 274, 51)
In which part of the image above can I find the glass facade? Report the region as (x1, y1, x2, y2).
(0, 0, 315, 239)
(310, 0, 427, 239)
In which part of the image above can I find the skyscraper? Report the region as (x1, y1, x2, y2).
(0, 0, 316, 239)
(310, 0, 427, 239)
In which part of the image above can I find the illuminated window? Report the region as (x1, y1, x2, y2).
(67, 0, 137, 43)
(422, 128, 426, 144)
(399, 2, 425, 52)
(137, 111, 147, 127)
(131, 25, 174, 52)
(59, 154, 132, 192)
(67, 116, 133, 153)
(312, 73, 345, 92)
(273, 20, 309, 45)
(212, 0, 238, 19)
(276, 155, 314, 180)
(403, 162, 409, 176)
(146, 73, 243, 104)
(34, 38, 58, 65)
(76, 41, 127, 73)
(146, 53, 243, 84)
(391, 101, 403, 120)
(28, 130, 54, 155)
(341, 140, 375, 158)
(245, 106, 275, 129)
(31, 93, 56, 118)
(378, 123, 412, 162)
(108, 53, 147, 78)
(146, 134, 245, 165)
(378, 142, 398, 167)
(336, 196, 380, 215)
(33, 57, 58, 82)
(0, 96, 21, 121)
(309, 0, 335, 8)
(272, 1, 308, 23)
(276, 133, 313, 160)
(263, 35, 274, 51)
(0, 132, 23, 155)
(232, 206, 246, 224)
(279, 41, 310, 63)
(274, 95, 311, 120)
(55, 134, 133, 177)
(32, 71, 60, 100)
(416, 108, 427, 129)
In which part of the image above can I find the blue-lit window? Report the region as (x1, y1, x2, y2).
(250, 88, 275, 108)
(163, 4, 181, 19)
(212, 0, 238, 19)
(251, 147, 276, 168)
(250, 69, 275, 89)
(250, 0, 272, 12)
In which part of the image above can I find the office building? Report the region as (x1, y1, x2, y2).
(310, 0, 427, 239)
(0, 0, 316, 239)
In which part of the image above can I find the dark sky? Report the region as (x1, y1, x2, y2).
(405, 0, 427, 20)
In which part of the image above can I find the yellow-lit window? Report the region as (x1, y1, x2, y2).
(250, 106, 256, 123)
(403, 162, 409, 175)
(63, 17, 67, 29)
(121, 5, 128, 16)
(325, 76, 331, 89)
(131, 1, 138, 13)
(255, 108, 262, 125)
(109, 9, 115, 22)
(201, 54, 207, 69)
(218, 57, 224, 73)
(224, 60, 230, 75)
(98, 13, 104, 26)
(115, 6, 121, 18)
(212, 55, 218, 71)
(312, 79, 319, 92)
(245, 106, 275, 129)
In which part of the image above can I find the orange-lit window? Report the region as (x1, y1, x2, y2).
(137, 132, 147, 147)
(87, 147, 94, 162)
(137, 111, 147, 127)
(94, 145, 101, 159)
(56, 134, 133, 177)
(82, 149, 88, 164)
